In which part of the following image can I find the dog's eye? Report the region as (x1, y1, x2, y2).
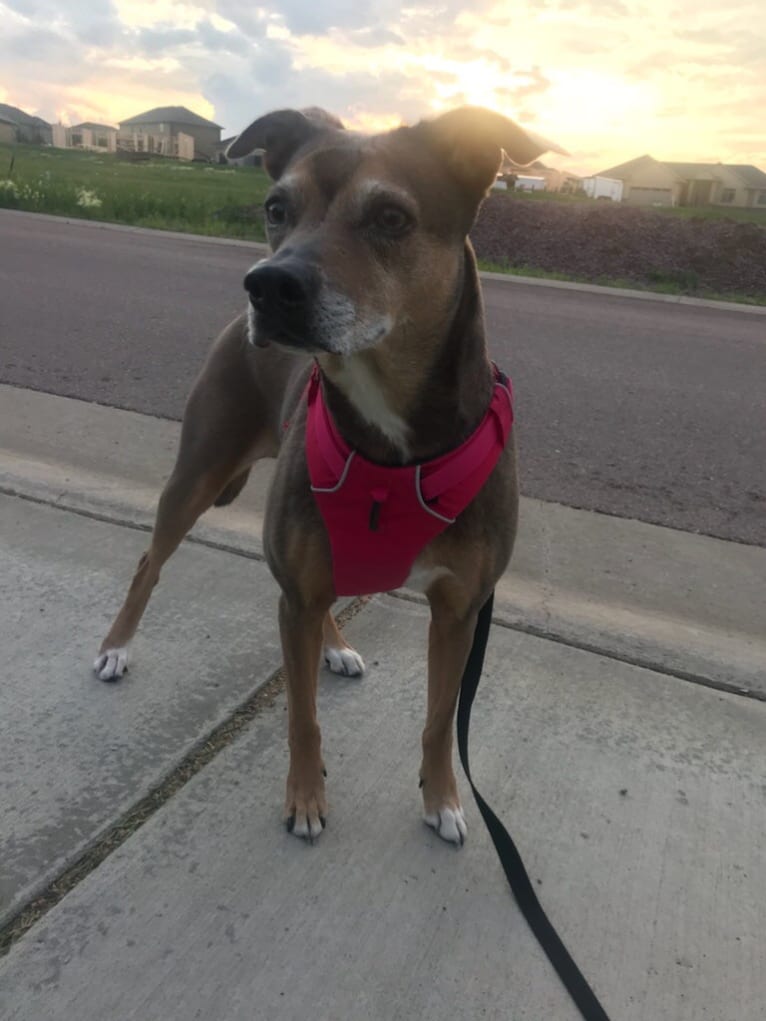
(373, 205, 412, 236)
(265, 198, 287, 227)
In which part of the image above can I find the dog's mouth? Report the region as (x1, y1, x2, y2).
(246, 289, 392, 357)
(248, 301, 330, 353)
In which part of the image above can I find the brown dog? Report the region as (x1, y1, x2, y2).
(94, 106, 561, 844)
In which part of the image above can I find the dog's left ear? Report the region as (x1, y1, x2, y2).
(226, 107, 344, 178)
(422, 106, 567, 201)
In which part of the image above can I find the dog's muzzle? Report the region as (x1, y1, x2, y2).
(244, 259, 320, 348)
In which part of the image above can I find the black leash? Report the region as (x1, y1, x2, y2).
(456, 592, 612, 1021)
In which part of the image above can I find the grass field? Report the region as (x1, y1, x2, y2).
(0, 143, 270, 239)
(3, 143, 764, 306)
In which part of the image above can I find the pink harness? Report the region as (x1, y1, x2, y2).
(305, 365, 514, 596)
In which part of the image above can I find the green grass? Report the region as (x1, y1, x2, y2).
(3, 143, 764, 306)
(0, 143, 270, 239)
(654, 203, 766, 224)
(477, 259, 766, 306)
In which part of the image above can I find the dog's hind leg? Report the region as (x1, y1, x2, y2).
(321, 612, 365, 677)
(94, 324, 282, 681)
(94, 459, 249, 681)
(213, 467, 252, 507)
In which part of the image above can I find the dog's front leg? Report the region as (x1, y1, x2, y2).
(279, 593, 328, 841)
(420, 592, 481, 846)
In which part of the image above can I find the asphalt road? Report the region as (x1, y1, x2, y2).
(1, 209, 765, 545)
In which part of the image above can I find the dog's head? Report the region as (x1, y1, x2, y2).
(229, 106, 562, 356)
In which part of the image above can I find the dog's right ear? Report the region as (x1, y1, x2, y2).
(420, 106, 567, 205)
(226, 108, 344, 179)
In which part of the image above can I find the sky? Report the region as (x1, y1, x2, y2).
(1, 0, 764, 175)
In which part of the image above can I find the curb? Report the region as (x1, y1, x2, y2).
(479, 269, 766, 314)
(2, 426, 765, 699)
(0, 208, 269, 253)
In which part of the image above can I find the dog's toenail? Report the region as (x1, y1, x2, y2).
(320, 816, 326, 829)
(286, 815, 295, 833)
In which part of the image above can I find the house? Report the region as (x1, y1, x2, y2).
(514, 175, 546, 192)
(117, 106, 222, 161)
(597, 154, 766, 209)
(0, 103, 52, 144)
(0, 117, 16, 145)
(498, 155, 580, 193)
(51, 122, 118, 152)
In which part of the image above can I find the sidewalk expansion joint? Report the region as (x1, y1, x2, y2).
(0, 594, 369, 958)
(389, 590, 766, 705)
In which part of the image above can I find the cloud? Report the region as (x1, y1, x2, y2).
(0, 24, 90, 85)
(261, 0, 376, 35)
(245, 0, 496, 38)
(0, 0, 764, 174)
(205, 59, 430, 140)
(135, 21, 251, 57)
(4, 0, 123, 45)
(197, 20, 251, 55)
(447, 44, 512, 71)
(345, 25, 406, 48)
(508, 66, 552, 100)
(136, 27, 198, 54)
(215, 1, 268, 39)
(547, 0, 632, 14)
(0, 24, 70, 61)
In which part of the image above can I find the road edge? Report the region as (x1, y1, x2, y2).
(3, 208, 765, 315)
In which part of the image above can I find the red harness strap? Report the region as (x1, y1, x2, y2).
(305, 365, 514, 597)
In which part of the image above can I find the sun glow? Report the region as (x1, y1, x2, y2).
(545, 69, 657, 134)
(3, 0, 763, 174)
(49, 80, 215, 128)
(424, 56, 512, 112)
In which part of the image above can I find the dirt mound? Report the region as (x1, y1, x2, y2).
(470, 194, 766, 298)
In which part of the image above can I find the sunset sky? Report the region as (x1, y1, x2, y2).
(1, 0, 764, 175)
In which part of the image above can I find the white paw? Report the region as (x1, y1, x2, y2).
(94, 646, 129, 681)
(288, 812, 326, 842)
(323, 645, 365, 677)
(424, 805, 467, 846)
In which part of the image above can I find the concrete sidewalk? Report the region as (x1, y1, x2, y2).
(1, 385, 765, 1019)
(3, 383, 765, 692)
(0, 493, 283, 927)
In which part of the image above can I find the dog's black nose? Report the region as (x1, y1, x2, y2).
(244, 263, 310, 314)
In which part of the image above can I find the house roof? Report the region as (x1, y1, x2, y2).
(663, 161, 729, 179)
(72, 121, 117, 132)
(119, 106, 222, 129)
(597, 154, 658, 178)
(0, 102, 51, 128)
(726, 164, 766, 189)
(598, 154, 766, 189)
(0, 116, 17, 126)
